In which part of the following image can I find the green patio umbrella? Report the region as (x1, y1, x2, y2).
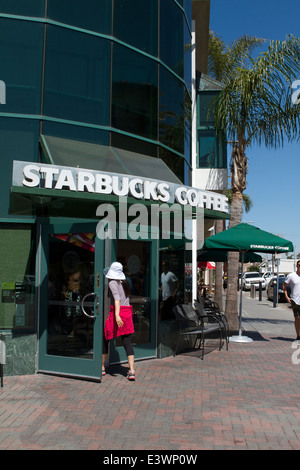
(198, 250, 262, 263)
(202, 223, 293, 343)
(202, 223, 293, 254)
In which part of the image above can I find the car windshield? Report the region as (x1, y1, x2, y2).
(245, 273, 260, 279)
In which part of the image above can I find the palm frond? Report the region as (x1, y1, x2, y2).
(211, 35, 300, 148)
(208, 30, 266, 83)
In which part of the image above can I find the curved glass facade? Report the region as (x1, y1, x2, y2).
(0, 0, 206, 376)
(0, 0, 191, 187)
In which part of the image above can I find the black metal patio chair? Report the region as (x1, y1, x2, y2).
(194, 298, 229, 351)
(173, 303, 223, 360)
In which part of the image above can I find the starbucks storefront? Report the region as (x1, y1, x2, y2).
(10, 152, 228, 381)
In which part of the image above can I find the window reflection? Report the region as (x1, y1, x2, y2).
(113, 0, 158, 55)
(160, 0, 184, 77)
(197, 130, 227, 169)
(47, 0, 111, 35)
(0, 19, 43, 114)
(0, 0, 45, 17)
(0, 226, 36, 331)
(44, 26, 110, 125)
(112, 44, 158, 140)
(116, 241, 151, 346)
(47, 234, 95, 359)
(159, 66, 185, 155)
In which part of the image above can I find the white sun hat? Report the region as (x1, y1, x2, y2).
(105, 262, 125, 280)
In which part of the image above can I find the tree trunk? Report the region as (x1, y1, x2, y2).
(225, 194, 243, 332)
(225, 143, 247, 332)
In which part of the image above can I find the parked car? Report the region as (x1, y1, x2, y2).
(262, 272, 285, 286)
(239, 272, 266, 291)
(267, 276, 290, 302)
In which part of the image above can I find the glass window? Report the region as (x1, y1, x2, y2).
(0, 0, 45, 17)
(117, 241, 152, 346)
(0, 118, 40, 218)
(183, 160, 190, 186)
(41, 122, 109, 148)
(113, 0, 158, 56)
(0, 225, 36, 331)
(159, 148, 185, 183)
(159, 66, 185, 155)
(43, 25, 111, 125)
(197, 130, 227, 169)
(47, 0, 111, 35)
(198, 91, 216, 126)
(184, 19, 192, 94)
(0, 18, 43, 114)
(112, 43, 158, 141)
(160, 0, 183, 77)
(46, 233, 95, 358)
(110, 132, 158, 158)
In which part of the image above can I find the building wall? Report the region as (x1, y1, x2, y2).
(0, 0, 192, 199)
(0, 0, 193, 375)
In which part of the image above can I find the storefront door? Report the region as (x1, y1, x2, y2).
(108, 239, 158, 365)
(37, 220, 104, 381)
(37, 221, 158, 380)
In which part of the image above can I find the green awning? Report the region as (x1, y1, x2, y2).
(40, 135, 182, 184)
(9, 135, 230, 222)
(10, 185, 230, 222)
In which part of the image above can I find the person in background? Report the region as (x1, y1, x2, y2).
(159, 261, 179, 321)
(63, 269, 82, 338)
(102, 262, 135, 381)
(283, 261, 300, 341)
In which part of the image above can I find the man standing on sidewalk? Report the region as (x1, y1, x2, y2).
(283, 261, 300, 340)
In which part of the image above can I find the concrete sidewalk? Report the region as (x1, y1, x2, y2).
(1, 293, 300, 451)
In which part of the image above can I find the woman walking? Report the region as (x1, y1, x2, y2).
(102, 262, 135, 381)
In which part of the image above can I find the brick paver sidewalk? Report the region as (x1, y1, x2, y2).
(1, 329, 300, 450)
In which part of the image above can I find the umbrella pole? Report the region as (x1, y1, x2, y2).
(229, 251, 253, 343)
(238, 253, 243, 336)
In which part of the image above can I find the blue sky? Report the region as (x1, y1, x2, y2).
(209, 0, 300, 257)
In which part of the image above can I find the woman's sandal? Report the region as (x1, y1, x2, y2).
(102, 369, 106, 376)
(127, 371, 135, 381)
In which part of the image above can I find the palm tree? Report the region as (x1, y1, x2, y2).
(214, 190, 253, 309)
(208, 32, 300, 330)
(225, 189, 253, 213)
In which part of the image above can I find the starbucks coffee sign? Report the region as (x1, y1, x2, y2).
(12, 161, 228, 213)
